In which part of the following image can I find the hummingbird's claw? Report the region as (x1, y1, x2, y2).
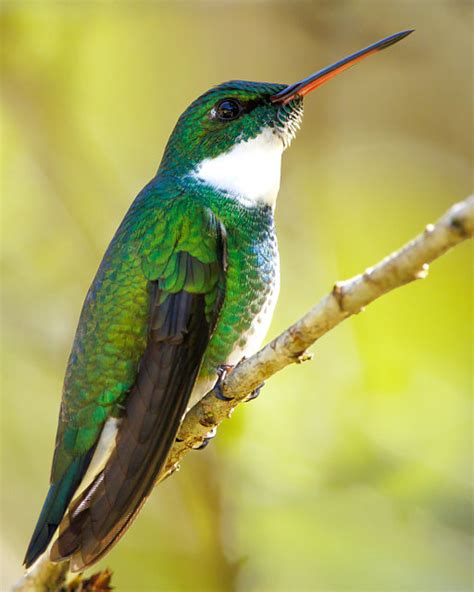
(195, 439, 211, 450)
(213, 364, 235, 401)
(246, 381, 265, 402)
(194, 427, 217, 450)
(214, 383, 233, 401)
(217, 364, 234, 378)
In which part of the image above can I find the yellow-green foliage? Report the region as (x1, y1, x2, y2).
(1, 2, 471, 590)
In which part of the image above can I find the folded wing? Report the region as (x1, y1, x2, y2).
(49, 204, 226, 570)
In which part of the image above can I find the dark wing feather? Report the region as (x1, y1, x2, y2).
(51, 239, 225, 570)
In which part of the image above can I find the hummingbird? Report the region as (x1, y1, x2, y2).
(24, 30, 413, 571)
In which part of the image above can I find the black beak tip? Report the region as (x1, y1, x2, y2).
(270, 29, 415, 104)
(381, 29, 415, 49)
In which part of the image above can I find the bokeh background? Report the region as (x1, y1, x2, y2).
(1, 1, 472, 591)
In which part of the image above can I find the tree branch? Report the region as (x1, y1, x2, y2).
(13, 195, 473, 591)
(12, 559, 69, 592)
(161, 195, 474, 481)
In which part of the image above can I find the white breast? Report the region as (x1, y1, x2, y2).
(189, 271, 280, 409)
(227, 275, 280, 365)
(192, 128, 284, 208)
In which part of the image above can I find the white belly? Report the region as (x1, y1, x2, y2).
(189, 273, 280, 408)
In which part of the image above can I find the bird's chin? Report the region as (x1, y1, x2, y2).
(273, 100, 304, 150)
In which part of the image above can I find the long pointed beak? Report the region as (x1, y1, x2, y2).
(270, 30, 414, 104)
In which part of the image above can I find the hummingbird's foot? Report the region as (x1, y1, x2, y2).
(246, 381, 265, 402)
(213, 364, 235, 401)
(195, 427, 217, 450)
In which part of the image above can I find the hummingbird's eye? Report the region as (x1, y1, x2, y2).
(214, 99, 242, 121)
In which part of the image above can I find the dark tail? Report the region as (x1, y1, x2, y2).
(24, 451, 93, 568)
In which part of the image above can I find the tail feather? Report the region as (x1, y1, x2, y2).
(24, 451, 94, 568)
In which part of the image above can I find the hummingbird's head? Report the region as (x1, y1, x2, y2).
(162, 80, 301, 165)
(160, 30, 413, 208)
(160, 79, 303, 207)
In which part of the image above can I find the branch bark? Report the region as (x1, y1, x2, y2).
(162, 195, 474, 480)
(12, 559, 69, 592)
(13, 195, 474, 591)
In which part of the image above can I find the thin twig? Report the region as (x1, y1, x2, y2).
(12, 558, 69, 592)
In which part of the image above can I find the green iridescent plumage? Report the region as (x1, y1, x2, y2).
(55, 187, 225, 475)
(55, 174, 280, 469)
(25, 80, 302, 570)
(25, 30, 414, 572)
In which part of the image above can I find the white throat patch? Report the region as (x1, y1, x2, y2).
(192, 128, 283, 208)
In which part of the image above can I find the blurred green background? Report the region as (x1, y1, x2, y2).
(1, 1, 472, 591)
